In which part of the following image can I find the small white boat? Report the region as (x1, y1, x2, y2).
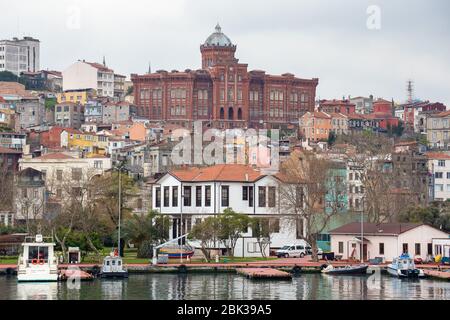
(387, 253, 425, 278)
(17, 234, 59, 282)
(100, 251, 128, 278)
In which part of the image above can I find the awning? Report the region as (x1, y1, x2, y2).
(352, 236, 371, 243)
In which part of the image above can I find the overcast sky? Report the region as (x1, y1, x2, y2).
(2, 0, 449, 105)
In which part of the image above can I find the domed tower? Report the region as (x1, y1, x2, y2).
(200, 24, 238, 69)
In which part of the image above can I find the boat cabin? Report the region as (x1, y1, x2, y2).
(17, 234, 59, 282)
(102, 256, 125, 273)
(392, 254, 415, 270)
(19, 235, 56, 267)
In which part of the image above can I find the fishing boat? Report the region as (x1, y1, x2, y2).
(321, 264, 369, 275)
(17, 234, 59, 282)
(159, 244, 195, 259)
(387, 253, 425, 278)
(100, 250, 128, 278)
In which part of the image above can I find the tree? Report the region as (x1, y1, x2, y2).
(217, 208, 251, 257)
(250, 218, 277, 258)
(126, 85, 134, 96)
(327, 131, 337, 146)
(0, 170, 14, 212)
(122, 210, 170, 258)
(336, 132, 398, 223)
(188, 216, 220, 262)
(0, 71, 19, 82)
(399, 204, 450, 232)
(278, 150, 346, 261)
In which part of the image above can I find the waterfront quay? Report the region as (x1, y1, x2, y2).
(2, 257, 449, 277)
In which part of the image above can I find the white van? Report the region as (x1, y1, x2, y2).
(276, 242, 309, 258)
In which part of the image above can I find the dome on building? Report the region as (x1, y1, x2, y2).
(204, 24, 233, 47)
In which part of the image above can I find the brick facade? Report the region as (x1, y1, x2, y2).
(131, 25, 318, 129)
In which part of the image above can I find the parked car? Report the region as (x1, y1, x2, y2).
(306, 246, 323, 256)
(276, 243, 308, 258)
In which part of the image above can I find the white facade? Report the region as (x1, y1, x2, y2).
(0, 37, 40, 75)
(19, 153, 112, 193)
(153, 170, 305, 254)
(395, 108, 404, 121)
(63, 61, 114, 97)
(427, 154, 450, 201)
(330, 224, 449, 262)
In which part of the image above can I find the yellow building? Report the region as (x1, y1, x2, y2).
(57, 89, 95, 105)
(63, 130, 109, 156)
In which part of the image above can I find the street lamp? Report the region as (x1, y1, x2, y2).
(115, 156, 126, 257)
(180, 191, 185, 264)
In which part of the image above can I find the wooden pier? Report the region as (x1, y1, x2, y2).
(423, 269, 450, 281)
(237, 268, 292, 280)
(59, 269, 94, 281)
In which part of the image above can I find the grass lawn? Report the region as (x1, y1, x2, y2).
(0, 259, 17, 265)
(4, 247, 279, 265)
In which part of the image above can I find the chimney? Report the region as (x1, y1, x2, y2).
(23, 145, 32, 159)
(245, 173, 249, 181)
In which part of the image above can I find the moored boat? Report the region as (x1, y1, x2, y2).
(321, 264, 369, 275)
(159, 245, 195, 259)
(17, 234, 59, 282)
(100, 252, 128, 278)
(387, 253, 425, 278)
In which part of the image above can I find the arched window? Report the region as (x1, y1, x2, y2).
(220, 108, 224, 119)
(228, 107, 234, 120)
(237, 108, 242, 120)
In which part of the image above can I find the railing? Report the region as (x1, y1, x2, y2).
(25, 259, 49, 267)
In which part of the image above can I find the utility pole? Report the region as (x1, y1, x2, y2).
(118, 166, 122, 257)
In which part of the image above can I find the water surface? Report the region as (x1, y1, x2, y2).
(0, 274, 449, 300)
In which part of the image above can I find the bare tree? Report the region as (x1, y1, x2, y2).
(278, 150, 346, 261)
(337, 132, 398, 223)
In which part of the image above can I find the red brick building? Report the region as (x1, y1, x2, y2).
(318, 99, 356, 115)
(131, 24, 318, 129)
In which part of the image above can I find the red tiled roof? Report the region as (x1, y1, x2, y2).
(425, 152, 450, 160)
(394, 141, 417, 147)
(0, 146, 22, 154)
(85, 62, 113, 73)
(328, 112, 348, 119)
(35, 153, 75, 160)
(329, 222, 424, 235)
(168, 164, 265, 182)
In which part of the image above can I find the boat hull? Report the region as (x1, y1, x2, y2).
(387, 266, 423, 278)
(17, 273, 59, 282)
(322, 265, 369, 275)
(100, 271, 129, 278)
(160, 250, 195, 259)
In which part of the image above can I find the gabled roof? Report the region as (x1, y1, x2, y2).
(35, 152, 75, 160)
(84, 62, 113, 73)
(0, 146, 22, 154)
(167, 164, 266, 183)
(425, 152, 450, 160)
(329, 222, 425, 235)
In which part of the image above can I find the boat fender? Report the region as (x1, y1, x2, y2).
(178, 265, 187, 273)
(320, 264, 328, 270)
(31, 259, 38, 265)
